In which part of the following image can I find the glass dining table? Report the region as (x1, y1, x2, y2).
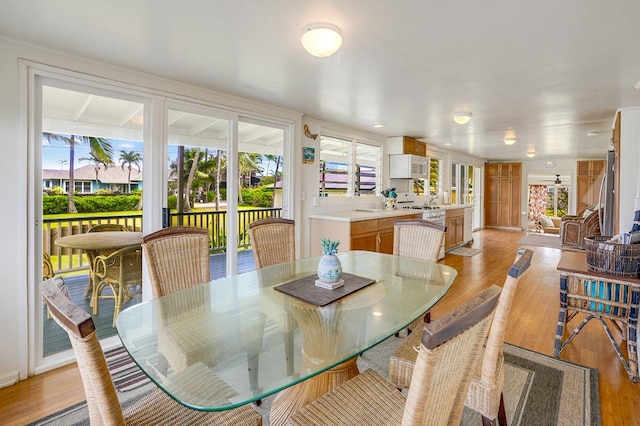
(116, 250, 457, 425)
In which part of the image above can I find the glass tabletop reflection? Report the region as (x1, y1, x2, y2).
(115, 250, 457, 411)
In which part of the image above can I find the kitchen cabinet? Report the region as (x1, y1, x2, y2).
(445, 208, 465, 250)
(484, 163, 521, 229)
(310, 213, 421, 255)
(576, 159, 605, 215)
(387, 136, 427, 157)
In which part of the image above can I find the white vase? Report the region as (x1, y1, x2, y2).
(317, 254, 342, 283)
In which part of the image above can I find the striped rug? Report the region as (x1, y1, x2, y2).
(104, 346, 150, 392)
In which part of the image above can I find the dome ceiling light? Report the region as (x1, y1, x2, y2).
(504, 138, 516, 145)
(526, 152, 535, 158)
(453, 112, 472, 125)
(301, 23, 343, 57)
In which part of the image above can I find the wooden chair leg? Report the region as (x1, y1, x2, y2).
(497, 392, 508, 426)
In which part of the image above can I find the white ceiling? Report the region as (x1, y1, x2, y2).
(2, 0, 639, 161)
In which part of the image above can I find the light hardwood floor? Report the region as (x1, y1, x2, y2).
(1, 229, 638, 425)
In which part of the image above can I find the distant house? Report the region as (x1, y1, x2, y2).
(42, 164, 142, 194)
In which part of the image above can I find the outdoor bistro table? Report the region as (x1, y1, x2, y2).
(55, 231, 143, 312)
(555, 250, 640, 382)
(116, 250, 457, 425)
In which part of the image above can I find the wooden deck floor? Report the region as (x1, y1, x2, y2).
(44, 250, 256, 355)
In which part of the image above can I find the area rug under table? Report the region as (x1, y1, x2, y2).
(29, 338, 600, 426)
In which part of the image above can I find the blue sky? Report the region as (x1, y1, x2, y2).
(41, 138, 167, 170)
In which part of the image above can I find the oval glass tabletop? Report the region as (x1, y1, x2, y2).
(116, 250, 456, 411)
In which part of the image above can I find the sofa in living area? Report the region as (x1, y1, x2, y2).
(560, 205, 602, 249)
(536, 216, 561, 234)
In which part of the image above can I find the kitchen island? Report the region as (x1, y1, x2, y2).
(309, 209, 421, 256)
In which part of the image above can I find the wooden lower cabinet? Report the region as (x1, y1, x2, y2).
(310, 214, 420, 256)
(445, 208, 465, 250)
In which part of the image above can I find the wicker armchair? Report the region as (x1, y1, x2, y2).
(93, 245, 143, 326)
(393, 219, 446, 332)
(83, 223, 130, 297)
(248, 217, 296, 376)
(40, 278, 262, 426)
(389, 248, 533, 426)
(560, 206, 602, 249)
(286, 286, 502, 426)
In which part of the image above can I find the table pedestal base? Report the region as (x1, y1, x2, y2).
(269, 356, 360, 426)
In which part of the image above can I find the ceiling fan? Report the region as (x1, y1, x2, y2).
(554, 174, 562, 186)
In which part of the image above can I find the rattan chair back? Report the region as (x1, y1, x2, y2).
(42, 277, 126, 424)
(41, 278, 263, 425)
(43, 252, 54, 280)
(393, 219, 446, 262)
(248, 218, 295, 268)
(88, 223, 130, 233)
(142, 226, 210, 297)
(464, 248, 533, 424)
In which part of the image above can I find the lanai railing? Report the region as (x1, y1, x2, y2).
(44, 208, 282, 274)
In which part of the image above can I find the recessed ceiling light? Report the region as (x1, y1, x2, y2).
(372, 124, 384, 128)
(453, 112, 472, 125)
(587, 131, 599, 137)
(504, 138, 516, 145)
(526, 152, 535, 158)
(444, 143, 452, 146)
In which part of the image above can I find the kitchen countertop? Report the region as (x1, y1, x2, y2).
(309, 205, 471, 222)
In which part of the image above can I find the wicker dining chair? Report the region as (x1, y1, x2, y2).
(248, 217, 296, 376)
(141, 226, 210, 297)
(40, 278, 262, 426)
(286, 285, 502, 426)
(389, 248, 534, 426)
(248, 218, 295, 269)
(393, 219, 446, 333)
(93, 245, 143, 326)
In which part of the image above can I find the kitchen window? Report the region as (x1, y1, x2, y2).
(318, 135, 381, 197)
(429, 158, 441, 196)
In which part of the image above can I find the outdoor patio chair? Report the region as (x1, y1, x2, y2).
(83, 223, 130, 297)
(248, 217, 296, 376)
(40, 278, 262, 426)
(388, 248, 533, 426)
(93, 244, 143, 326)
(393, 219, 446, 333)
(286, 286, 501, 426)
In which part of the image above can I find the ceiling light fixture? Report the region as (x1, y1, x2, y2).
(554, 174, 562, 186)
(301, 23, 343, 57)
(504, 138, 516, 145)
(453, 112, 472, 125)
(526, 152, 535, 158)
(372, 124, 384, 128)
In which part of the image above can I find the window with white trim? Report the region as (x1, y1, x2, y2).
(318, 135, 381, 197)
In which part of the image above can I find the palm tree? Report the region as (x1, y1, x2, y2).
(119, 150, 142, 194)
(79, 149, 113, 191)
(43, 133, 113, 213)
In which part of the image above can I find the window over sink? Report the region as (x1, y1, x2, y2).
(318, 135, 382, 198)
